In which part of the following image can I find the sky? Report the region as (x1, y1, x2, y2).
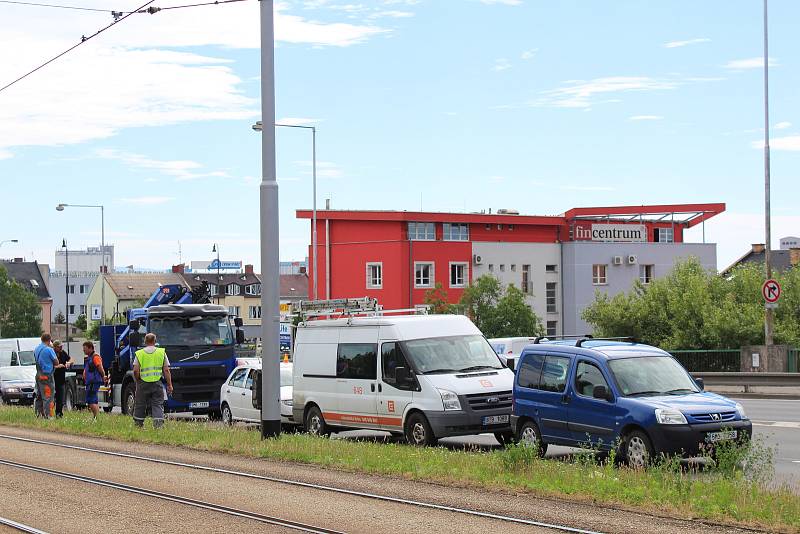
(0, 0, 798, 272)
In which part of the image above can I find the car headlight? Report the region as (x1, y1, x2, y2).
(280, 399, 293, 406)
(655, 408, 687, 425)
(735, 402, 747, 420)
(438, 389, 462, 411)
(4, 387, 20, 394)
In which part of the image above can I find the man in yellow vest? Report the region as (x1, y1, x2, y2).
(133, 333, 173, 429)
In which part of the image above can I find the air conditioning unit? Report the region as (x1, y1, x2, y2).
(613, 256, 623, 265)
(628, 255, 638, 265)
(473, 254, 483, 265)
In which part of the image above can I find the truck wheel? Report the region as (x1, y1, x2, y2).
(404, 412, 437, 446)
(64, 388, 74, 412)
(621, 430, 653, 469)
(122, 383, 136, 416)
(305, 405, 330, 437)
(518, 421, 548, 457)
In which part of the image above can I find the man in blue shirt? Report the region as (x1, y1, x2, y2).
(34, 333, 63, 419)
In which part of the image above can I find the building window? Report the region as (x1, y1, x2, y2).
(208, 284, 218, 296)
(655, 227, 674, 243)
(450, 263, 467, 288)
(79, 284, 86, 294)
(592, 264, 607, 285)
(499, 264, 506, 272)
(546, 282, 557, 313)
(521, 265, 531, 294)
(640, 264, 654, 284)
(546, 320, 558, 337)
(408, 222, 435, 241)
(366, 262, 383, 289)
(248, 305, 262, 319)
(79, 305, 86, 315)
(67, 284, 75, 294)
(228, 306, 241, 317)
(510, 264, 516, 272)
(443, 223, 469, 241)
(545, 264, 557, 273)
(68, 305, 75, 316)
(226, 284, 241, 296)
(414, 262, 434, 288)
(488, 264, 494, 272)
(245, 284, 261, 296)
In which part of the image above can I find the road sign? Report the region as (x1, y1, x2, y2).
(762, 279, 781, 303)
(91, 305, 102, 321)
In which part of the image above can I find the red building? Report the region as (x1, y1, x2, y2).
(297, 203, 724, 332)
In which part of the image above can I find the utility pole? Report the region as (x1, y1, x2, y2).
(63, 240, 69, 342)
(763, 0, 774, 346)
(260, 0, 281, 439)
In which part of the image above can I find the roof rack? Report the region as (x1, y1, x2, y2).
(290, 297, 429, 321)
(533, 334, 593, 344)
(575, 336, 637, 347)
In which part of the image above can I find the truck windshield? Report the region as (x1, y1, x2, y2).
(402, 335, 503, 375)
(150, 316, 234, 347)
(17, 351, 36, 366)
(608, 356, 699, 397)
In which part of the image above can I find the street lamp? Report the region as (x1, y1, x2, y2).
(62, 239, 70, 341)
(212, 243, 221, 304)
(56, 203, 106, 326)
(254, 120, 318, 301)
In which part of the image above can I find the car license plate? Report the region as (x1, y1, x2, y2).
(189, 402, 210, 409)
(9, 399, 19, 403)
(482, 415, 509, 425)
(705, 430, 737, 443)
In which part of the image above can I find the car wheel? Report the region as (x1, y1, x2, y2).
(494, 431, 517, 447)
(404, 412, 437, 446)
(517, 420, 548, 457)
(103, 406, 113, 413)
(221, 404, 233, 426)
(622, 430, 653, 469)
(122, 383, 136, 416)
(64, 388, 74, 412)
(305, 405, 330, 437)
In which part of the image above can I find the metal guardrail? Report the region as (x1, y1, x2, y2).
(670, 349, 740, 372)
(692, 372, 800, 387)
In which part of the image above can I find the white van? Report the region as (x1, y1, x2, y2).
(0, 338, 39, 367)
(488, 337, 538, 366)
(292, 314, 515, 446)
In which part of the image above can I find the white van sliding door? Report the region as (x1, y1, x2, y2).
(334, 328, 380, 428)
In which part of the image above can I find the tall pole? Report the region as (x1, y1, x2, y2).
(312, 126, 318, 300)
(763, 0, 774, 346)
(260, 0, 281, 439)
(100, 205, 105, 326)
(64, 241, 69, 342)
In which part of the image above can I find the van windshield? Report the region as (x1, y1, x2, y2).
(402, 335, 503, 375)
(608, 356, 699, 397)
(17, 351, 36, 366)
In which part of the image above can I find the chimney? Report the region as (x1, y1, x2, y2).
(171, 264, 185, 274)
(790, 248, 800, 267)
(245, 264, 254, 275)
(751, 244, 765, 254)
(325, 198, 331, 210)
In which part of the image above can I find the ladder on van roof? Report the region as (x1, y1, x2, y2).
(290, 297, 429, 321)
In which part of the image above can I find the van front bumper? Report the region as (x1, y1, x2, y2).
(425, 409, 512, 439)
(648, 419, 753, 456)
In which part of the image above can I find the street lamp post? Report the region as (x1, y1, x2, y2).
(212, 243, 221, 304)
(253, 121, 318, 300)
(56, 203, 106, 326)
(762, 0, 774, 346)
(62, 239, 69, 342)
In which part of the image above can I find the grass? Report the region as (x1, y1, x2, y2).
(0, 406, 797, 532)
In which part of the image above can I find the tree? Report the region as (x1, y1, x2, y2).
(424, 282, 455, 314)
(582, 257, 800, 350)
(74, 313, 87, 331)
(85, 317, 109, 341)
(53, 311, 66, 325)
(0, 265, 42, 338)
(458, 275, 544, 338)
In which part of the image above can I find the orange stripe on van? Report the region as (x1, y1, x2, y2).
(323, 412, 402, 427)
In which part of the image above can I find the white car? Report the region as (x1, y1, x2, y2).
(220, 362, 294, 427)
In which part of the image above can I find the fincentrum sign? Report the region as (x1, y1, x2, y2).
(574, 224, 647, 243)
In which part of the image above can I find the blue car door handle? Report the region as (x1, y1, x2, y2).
(561, 395, 571, 404)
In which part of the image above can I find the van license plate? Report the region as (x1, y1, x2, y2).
(705, 430, 737, 443)
(189, 402, 209, 409)
(482, 415, 509, 425)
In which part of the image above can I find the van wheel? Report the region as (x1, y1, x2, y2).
(621, 430, 653, 469)
(305, 406, 330, 437)
(518, 421, 548, 457)
(122, 383, 136, 416)
(494, 431, 517, 447)
(405, 412, 437, 446)
(220, 403, 233, 426)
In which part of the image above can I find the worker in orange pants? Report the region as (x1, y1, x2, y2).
(33, 334, 63, 419)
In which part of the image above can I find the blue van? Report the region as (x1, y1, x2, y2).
(510, 339, 752, 467)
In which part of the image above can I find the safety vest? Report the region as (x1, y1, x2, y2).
(135, 347, 166, 382)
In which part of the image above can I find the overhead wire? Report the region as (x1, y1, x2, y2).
(0, 0, 109, 12)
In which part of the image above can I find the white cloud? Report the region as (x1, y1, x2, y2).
(663, 38, 711, 49)
(0, 149, 12, 160)
(724, 57, 778, 70)
(297, 160, 344, 179)
(118, 196, 174, 205)
(480, 0, 522, 5)
(752, 135, 800, 151)
(369, 10, 414, 19)
(560, 185, 615, 192)
(94, 149, 228, 181)
(276, 117, 323, 126)
(629, 115, 664, 121)
(533, 77, 678, 109)
(492, 58, 512, 72)
(521, 49, 538, 60)
(775, 121, 792, 130)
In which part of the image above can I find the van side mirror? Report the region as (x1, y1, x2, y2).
(694, 377, 704, 391)
(234, 317, 244, 328)
(235, 329, 246, 345)
(394, 366, 413, 384)
(593, 385, 611, 401)
(10, 352, 18, 366)
(251, 370, 261, 409)
(505, 357, 515, 371)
